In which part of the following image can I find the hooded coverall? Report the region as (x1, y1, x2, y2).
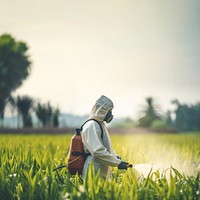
(81, 95, 121, 180)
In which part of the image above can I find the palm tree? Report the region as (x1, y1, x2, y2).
(143, 97, 160, 118)
(35, 103, 47, 127)
(35, 102, 53, 128)
(53, 108, 60, 128)
(46, 102, 53, 127)
(138, 97, 161, 127)
(16, 96, 33, 128)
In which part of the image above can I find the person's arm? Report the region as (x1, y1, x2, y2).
(81, 122, 121, 167)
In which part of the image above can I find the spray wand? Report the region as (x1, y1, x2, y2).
(53, 163, 133, 171)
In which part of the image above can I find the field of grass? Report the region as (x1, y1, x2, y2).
(0, 133, 199, 200)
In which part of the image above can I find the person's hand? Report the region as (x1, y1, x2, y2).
(118, 161, 129, 170)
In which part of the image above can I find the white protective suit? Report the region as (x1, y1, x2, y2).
(81, 95, 121, 180)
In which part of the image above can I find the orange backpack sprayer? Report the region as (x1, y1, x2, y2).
(67, 128, 85, 175)
(53, 119, 103, 174)
(53, 119, 133, 173)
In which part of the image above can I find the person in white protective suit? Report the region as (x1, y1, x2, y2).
(81, 95, 129, 180)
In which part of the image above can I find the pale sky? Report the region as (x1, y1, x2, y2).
(1, 0, 200, 118)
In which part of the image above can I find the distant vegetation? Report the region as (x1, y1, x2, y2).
(138, 97, 161, 128)
(0, 34, 59, 129)
(137, 97, 200, 132)
(172, 99, 200, 132)
(3, 95, 60, 128)
(112, 97, 200, 133)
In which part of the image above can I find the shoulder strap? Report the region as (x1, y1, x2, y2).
(80, 119, 103, 140)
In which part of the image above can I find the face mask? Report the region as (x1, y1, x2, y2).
(104, 111, 114, 123)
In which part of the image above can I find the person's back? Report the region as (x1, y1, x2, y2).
(81, 95, 129, 179)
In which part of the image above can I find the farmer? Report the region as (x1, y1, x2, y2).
(81, 95, 129, 180)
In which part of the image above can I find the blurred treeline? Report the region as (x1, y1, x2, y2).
(0, 34, 59, 128)
(0, 96, 59, 128)
(137, 97, 200, 132)
(0, 34, 200, 132)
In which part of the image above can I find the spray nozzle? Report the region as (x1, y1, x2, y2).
(126, 164, 133, 168)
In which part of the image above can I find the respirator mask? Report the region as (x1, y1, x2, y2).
(104, 110, 113, 123)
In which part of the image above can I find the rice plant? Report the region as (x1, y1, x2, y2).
(0, 133, 199, 200)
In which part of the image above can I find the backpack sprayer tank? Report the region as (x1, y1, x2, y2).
(67, 129, 85, 175)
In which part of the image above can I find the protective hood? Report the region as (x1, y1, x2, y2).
(89, 95, 114, 122)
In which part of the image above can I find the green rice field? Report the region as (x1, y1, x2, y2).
(0, 133, 199, 200)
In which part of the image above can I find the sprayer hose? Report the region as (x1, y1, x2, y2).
(53, 156, 82, 171)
